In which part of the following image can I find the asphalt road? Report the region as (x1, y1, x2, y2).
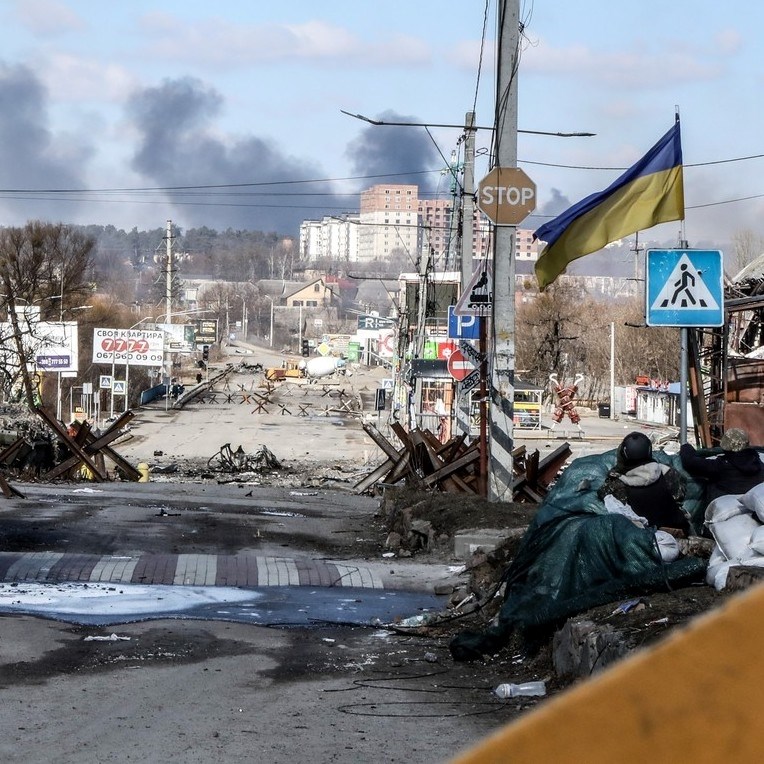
(0, 344, 679, 763)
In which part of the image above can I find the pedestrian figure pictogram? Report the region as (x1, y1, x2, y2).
(660, 263, 708, 309)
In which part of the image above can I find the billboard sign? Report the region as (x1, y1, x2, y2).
(0, 320, 79, 373)
(195, 319, 218, 345)
(92, 328, 164, 366)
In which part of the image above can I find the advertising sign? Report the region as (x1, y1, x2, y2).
(0, 320, 79, 373)
(195, 319, 218, 345)
(357, 314, 396, 339)
(158, 323, 196, 353)
(92, 328, 164, 366)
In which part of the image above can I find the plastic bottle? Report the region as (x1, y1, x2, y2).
(494, 681, 547, 699)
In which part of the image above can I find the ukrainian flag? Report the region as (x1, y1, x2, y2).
(533, 121, 684, 291)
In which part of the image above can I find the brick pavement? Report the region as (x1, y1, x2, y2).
(0, 552, 384, 589)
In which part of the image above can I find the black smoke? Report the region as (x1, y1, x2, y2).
(345, 109, 442, 195)
(127, 76, 338, 235)
(0, 62, 89, 220)
(523, 187, 572, 234)
(127, 81, 444, 235)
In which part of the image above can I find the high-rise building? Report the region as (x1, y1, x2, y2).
(357, 184, 420, 264)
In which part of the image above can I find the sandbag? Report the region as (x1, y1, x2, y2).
(707, 511, 760, 562)
(749, 525, 764, 556)
(741, 483, 764, 524)
(705, 493, 746, 524)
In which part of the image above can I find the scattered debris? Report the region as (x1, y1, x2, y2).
(206, 443, 281, 473)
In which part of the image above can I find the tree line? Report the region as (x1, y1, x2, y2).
(0, 220, 689, 416)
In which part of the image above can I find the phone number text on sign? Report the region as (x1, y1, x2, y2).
(92, 328, 164, 366)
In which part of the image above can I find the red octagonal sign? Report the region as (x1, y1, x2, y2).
(447, 349, 476, 381)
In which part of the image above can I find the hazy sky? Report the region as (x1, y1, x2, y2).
(0, 0, 760, 250)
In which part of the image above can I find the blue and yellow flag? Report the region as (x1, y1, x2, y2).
(533, 122, 684, 291)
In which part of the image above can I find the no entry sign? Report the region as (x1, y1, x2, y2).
(447, 349, 476, 381)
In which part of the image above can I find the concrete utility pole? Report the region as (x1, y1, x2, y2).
(165, 220, 174, 325)
(461, 111, 477, 290)
(489, 0, 520, 501)
(456, 111, 477, 440)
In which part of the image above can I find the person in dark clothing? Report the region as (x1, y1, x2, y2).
(598, 431, 691, 534)
(679, 427, 764, 505)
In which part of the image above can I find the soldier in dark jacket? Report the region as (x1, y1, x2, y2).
(679, 428, 764, 505)
(598, 431, 691, 535)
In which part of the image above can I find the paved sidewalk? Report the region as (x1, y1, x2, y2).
(0, 552, 384, 589)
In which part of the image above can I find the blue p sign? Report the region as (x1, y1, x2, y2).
(448, 307, 481, 339)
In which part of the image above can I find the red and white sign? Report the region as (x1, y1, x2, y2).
(438, 341, 457, 361)
(92, 328, 164, 366)
(378, 331, 395, 358)
(447, 349, 476, 381)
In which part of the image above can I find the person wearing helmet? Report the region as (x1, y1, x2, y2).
(598, 431, 691, 535)
(679, 428, 764, 506)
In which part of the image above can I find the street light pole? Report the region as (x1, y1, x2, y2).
(56, 270, 64, 421)
(265, 296, 274, 347)
(124, 316, 155, 414)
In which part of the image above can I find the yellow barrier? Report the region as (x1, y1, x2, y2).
(452, 584, 764, 763)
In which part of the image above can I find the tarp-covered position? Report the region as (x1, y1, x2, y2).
(450, 447, 708, 661)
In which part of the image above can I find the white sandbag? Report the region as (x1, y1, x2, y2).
(749, 524, 764, 555)
(654, 530, 680, 562)
(740, 482, 764, 523)
(704, 493, 746, 524)
(706, 545, 731, 590)
(603, 494, 647, 527)
(707, 512, 761, 562)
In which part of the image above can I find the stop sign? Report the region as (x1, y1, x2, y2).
(447, 349, 476, 381)
(477, 167, 536, 225)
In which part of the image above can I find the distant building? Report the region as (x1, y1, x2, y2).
(300, 184, 500, 266)
(299, 214, 359, 263)
(357, 184, 420, 264)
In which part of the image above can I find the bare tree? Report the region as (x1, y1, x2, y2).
(517, 286, 681, 406)
(730, 229, 764, 279)
(0, 222, 95, 408)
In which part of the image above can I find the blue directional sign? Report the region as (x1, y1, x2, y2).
(646, 249, 724, 327)
(448, 306, 481, 339)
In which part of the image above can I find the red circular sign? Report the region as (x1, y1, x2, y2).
(447, 349, 475, 381)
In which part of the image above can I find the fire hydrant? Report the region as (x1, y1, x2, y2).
(138, 462, 150, 483)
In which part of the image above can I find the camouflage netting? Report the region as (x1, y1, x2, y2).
(450, 447, 709, 661)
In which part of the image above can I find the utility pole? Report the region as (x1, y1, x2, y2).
(489, 0, 520, 501)
(456, 111, 477, 440)
(414, 249, 431, 360)
(165, 220, 174, 325)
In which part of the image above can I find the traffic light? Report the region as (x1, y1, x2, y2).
(202, 345, 209, 361)
(301, 339, 310, 357)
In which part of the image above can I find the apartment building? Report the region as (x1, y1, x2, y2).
(300, 184, 494, 265)
(299, 214, 359, 263)
(357, 184, 420, 263)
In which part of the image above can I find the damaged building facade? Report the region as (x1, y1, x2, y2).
(692, 256, 764, 447)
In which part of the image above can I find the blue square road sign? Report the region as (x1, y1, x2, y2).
(646, 249, 724, 327)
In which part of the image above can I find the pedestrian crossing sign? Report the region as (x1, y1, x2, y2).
(646, 249, 724, 327)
